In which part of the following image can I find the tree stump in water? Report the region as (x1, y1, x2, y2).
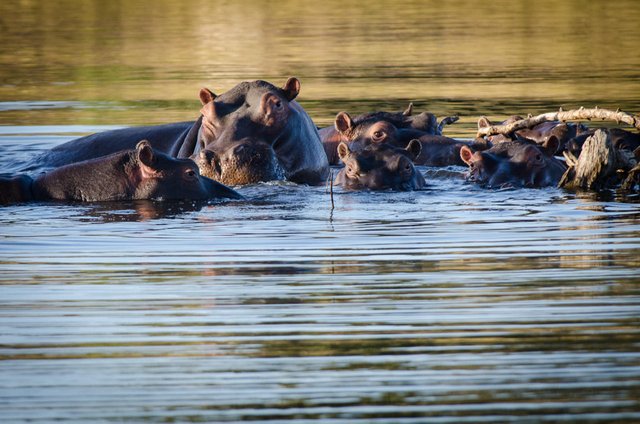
(559, 129, 637, 191)
(621, 158, 640, 191)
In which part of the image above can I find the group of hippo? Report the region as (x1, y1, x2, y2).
(1, 77, 639, 204)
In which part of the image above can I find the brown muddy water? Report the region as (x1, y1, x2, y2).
(1, 1, 640, 422)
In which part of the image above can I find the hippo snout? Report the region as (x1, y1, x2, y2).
(200, 176, 244, 200)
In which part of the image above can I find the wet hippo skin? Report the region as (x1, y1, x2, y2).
(1, 141, 241, 204)
(26, 78, 329, 186)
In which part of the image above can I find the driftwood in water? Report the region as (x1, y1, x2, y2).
(476, 107, 640, 138)
(620, 147, 640, 191)
(559, 129, 637, 191)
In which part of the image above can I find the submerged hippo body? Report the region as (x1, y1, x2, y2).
(565, 127, 640, 157)
(27, 78, 328, 186)
(515, 122, 589, 155)
(334, 140, 425, 191)
(1, 141, 240, 204)
(459, 137, 567, 188)
(477, 116, 589, 155)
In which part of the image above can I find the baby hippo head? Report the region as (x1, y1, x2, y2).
(459, 137, 565, 188)
(335, 140, 425, 191)
(133, 141, 242, 200)
(194, 138, 284, 186)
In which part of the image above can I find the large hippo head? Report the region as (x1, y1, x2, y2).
(459, 137, 567, 188)
(335, 140, 425, 191)
(194, 77, 327, 185)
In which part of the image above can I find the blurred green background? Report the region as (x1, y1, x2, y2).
(1, 0, 639, 133)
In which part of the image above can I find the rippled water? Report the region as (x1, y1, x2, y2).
(2, 1, 640, 423)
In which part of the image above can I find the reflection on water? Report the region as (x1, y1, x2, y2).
(1, 147, 640, 422)
(1, 1, 640, 423)
(1, 0, 640, 129)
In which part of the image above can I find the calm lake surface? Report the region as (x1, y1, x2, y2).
(1, 1, 640, 422)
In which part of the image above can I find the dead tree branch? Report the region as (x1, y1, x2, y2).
(477, 107, 640, 138)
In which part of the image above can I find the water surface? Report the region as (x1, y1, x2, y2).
(1, 1, 640, 422)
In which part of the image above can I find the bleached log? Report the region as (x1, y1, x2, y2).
(620, 163, 640, 191)
(559, 129, 636, 190)
(477, 107, 640, 138)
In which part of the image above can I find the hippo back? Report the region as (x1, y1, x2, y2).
(274, 101, 329, 184)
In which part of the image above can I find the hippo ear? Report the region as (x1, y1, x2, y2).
(403, 102, 413, 117)
(542, 135, 560, 156)
(282, 77, 301, 101)
(459, 145, 475, 165)
(199, 88, 217, 106)
(337, 142, 351, 162)
(405, 139, 422, 160)
(477, 116, 492, 129)
(335, 112, 354, 134)
(136, 140, 156, 165)
(136, 140, 161, 178)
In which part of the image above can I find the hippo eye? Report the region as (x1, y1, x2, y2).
(373, 131, 385, 141)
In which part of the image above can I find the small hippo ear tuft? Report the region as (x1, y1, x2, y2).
(136, 140, 156, 167)
(405, 139, 422, 160)
(477, 116, 492, 129)
(460, 145, 475, 165)
(199, 88, 217, 105)
(543, 135, 560, 156)
(335, 112, 354, 134)
(282, 77, 301, 101)
(403, 102, 413, 117)
(337, 142, 351, 161)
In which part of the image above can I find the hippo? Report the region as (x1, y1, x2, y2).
(565, 127, 640, 157)
(0, 140, 241, 204)
(193, 136, 285, 186)
(320, 108, 458, 165)
(25, 78, 328, 186)
(477, 116, 589, 154)
(330, 111, 481, 167)
(334, 140, 425, 191)
(476, 115, 524, 144)
(459, 137, 567, 188)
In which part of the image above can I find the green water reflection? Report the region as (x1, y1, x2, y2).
(1, 1, 640, 423)
(1, 0, 640, 129)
